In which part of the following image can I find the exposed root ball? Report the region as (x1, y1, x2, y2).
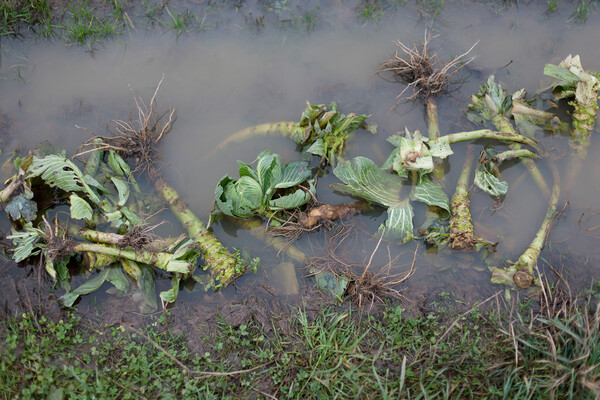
(307, 227, 416, 308)
(76, 76, 175, 179)
(41, 217, 75, 261)
(377, 31, 477, 104)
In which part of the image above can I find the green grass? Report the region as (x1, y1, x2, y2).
(0, 1, 598, 42)
(0, 0, 53, 37)
(2, 288, 599, 399)
(62, 1, 123, 46)
(569, 0, 598, 23)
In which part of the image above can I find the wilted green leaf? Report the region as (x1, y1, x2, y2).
(27, 155, 100, 204)
(269, 185, 313, 211)
(332, 157, 405, 207)
(107, 267, 129, 294)
(379, 201, 414, 240)
(333, 157, 414, 239)
(276, 161, 312, 189)
(295, 102, 371, 166)
(310, 267, 349, 298)
(7, 223, 42, 263)
(474, 167, 508, 197)
(69, 193, 93, 220)
(107, 150, 131, 176)
(411, 175, 450, 213)
(110, 177, 130, 207)
(160, 274, 181, 304)
(60, 268, 111, 307)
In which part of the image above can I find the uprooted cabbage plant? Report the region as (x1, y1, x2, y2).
(2, 53, 597, 306)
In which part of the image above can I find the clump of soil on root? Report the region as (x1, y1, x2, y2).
(40, 217, 76, 263)
(270, 201, 369, 239)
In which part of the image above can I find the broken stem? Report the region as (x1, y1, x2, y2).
(491, 163, 560, 289)
(153, 174, 246, 287)
(492, 112, 550, 197)
(449, 144, 495, 250)
(432, 129, 539, 148)
(71, 242, 193, 274)
(215, 121, 302, 152)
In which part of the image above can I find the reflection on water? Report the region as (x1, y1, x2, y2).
(1, 2, 599, 309)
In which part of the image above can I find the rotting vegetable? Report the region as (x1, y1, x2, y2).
(4, 49, 592, 303)
(544, 54, 600, 190)
(5, 146, 200, 308)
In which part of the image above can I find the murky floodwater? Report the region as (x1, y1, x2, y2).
(1, 2, 599, 312)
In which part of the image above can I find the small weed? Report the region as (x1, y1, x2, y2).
(62, 1, 123, 46)
(415, 0, 446, 17)
(0, 0, 52, 37)
(569, 0, 597, 23)
(547, 0, 559, 13)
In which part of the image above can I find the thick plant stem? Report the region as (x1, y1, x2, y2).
(426, 97, 445, 180)
(491, 163, 560, 289)
(564, 95, 595, 189)
(491, 149, 537, 163)
(426, 97, 440, 140)
(79, 227, 185, 252)
(71, 242, 193, 274)
(215, 121, 302, 152)
(492, 115, 550, 197)
(153, 175, 245, 288)
(449, 145, 495, 250)
(433, 129, 539, 148)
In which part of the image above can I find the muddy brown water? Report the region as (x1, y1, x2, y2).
(1, 2, 599, 320)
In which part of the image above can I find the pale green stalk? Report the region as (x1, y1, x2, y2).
(79, 227, 185, 252)
(491, 112, 550, 197)
(491, 163, 560, 289)
(153, 175, 246, 288)
(449, 145, 495, 250)
(431, 129, 539, 148)
(215, 121, 302, 152)
(71, 242, 193, 274)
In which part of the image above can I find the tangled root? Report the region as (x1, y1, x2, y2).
(76, 76, 175, 179)
(377, 31, 477, 106)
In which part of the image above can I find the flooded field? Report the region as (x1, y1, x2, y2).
(1, 1, 599, 316)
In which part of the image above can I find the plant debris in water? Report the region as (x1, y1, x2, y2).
(2, 44, 597, 304)
(215, 101, 375, 166)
